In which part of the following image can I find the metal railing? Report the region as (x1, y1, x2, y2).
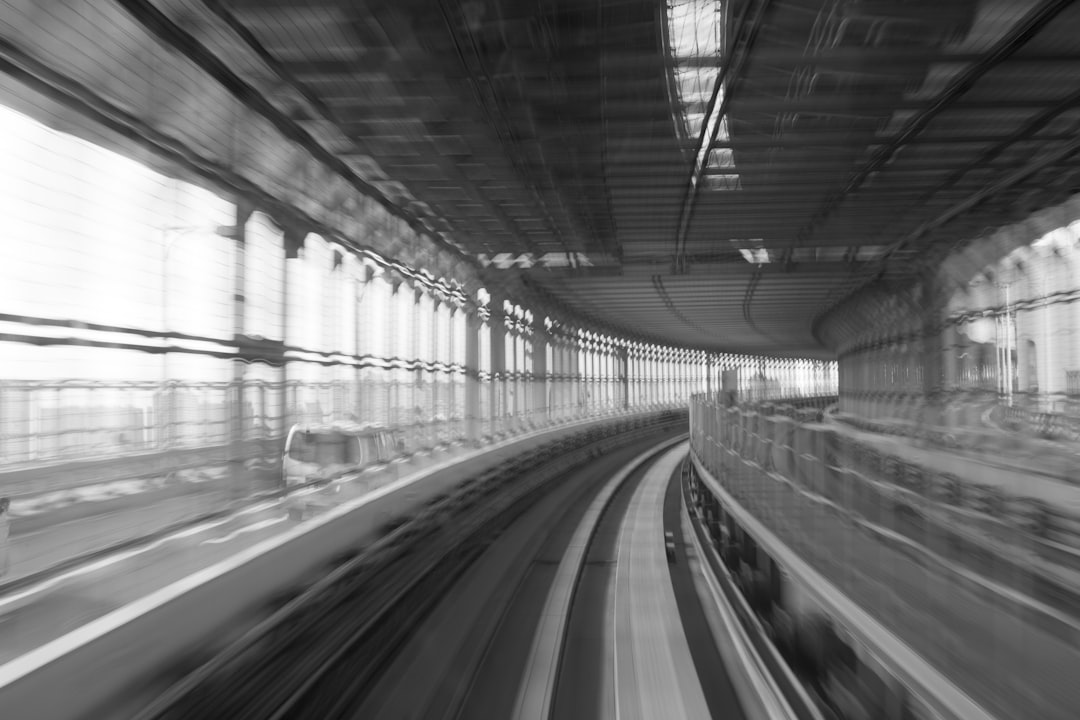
(689, 392, 1080, 720)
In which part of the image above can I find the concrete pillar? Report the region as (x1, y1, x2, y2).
(465, 309, 482, 444)
(566, 340, 574, 418)
(604, 345, 612, 409)
(281, 225, 303, 440)
(509, 323, 520, 428)
(922, 278, 946, 428)
(352, 269, 368, 424)
(228, 201, 254, 500)
(447, 305, 458, 438)
(572, 336, 583, 415)
(430, 297, 442, 446)
(580, 339, 590, 414)
(532, 328, 548, 425)
(618, 346, 629, 410)
(411, 288, 423, 440)
(643, 350, 651, 406)
(489, 307, 506, 433)
(550, 340, 561, 419)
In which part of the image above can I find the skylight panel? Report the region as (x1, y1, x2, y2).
(667, 0, 740, 191)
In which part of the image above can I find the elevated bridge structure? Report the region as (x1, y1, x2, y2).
(0, 2, 1079, 719)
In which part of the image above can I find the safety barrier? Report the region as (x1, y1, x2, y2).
(691, 393, 1080, 720)
(686, 452, 995, 720)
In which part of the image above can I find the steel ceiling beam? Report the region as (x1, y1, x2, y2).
(788, 0, 1077, 255)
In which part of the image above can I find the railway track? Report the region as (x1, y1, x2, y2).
(132, 413, 687, 720)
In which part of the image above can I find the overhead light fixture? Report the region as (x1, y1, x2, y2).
(730, 238, 769, 264)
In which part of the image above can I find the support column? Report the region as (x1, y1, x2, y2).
(516, 324, 526, 429)
(557, 340, 567, 419)
(448, 305, 458, 440)
(565, 339, 576, 418)
(570, 333, 582, 416)
(352, 271, 364, 422)
(228, 201, 254, 501)
(532, 327, 548, 426)
(489, 305, 506, 434)
(645, 350, 651, 406)
(388, 278, 404, 428)
(581, 338, 591, 414)
(412, 288, 424, 445)
(941, 322, 960, 426)
(618, 346, 629, 410)
(922, 278, 946, 429)
(465, 308, 482, 445)
(282, 225, 305, 439)
(430, 297, 441, 447)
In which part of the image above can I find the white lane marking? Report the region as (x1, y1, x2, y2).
(201, 517, 287, 545)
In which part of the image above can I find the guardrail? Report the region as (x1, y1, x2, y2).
(686, 451, 997, 720)
(678, 457, 818, 720)
(691, 393, 1080, 720)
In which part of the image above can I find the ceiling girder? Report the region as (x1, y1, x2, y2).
(197, 0, 1080, 358)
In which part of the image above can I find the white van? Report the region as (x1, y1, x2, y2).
(281, 423, 404, 488)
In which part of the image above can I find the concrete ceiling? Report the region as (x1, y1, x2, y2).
(196, 0, 1080, 357)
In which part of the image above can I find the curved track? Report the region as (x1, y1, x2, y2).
(549, 443, 746, 720)
(356, 436, 754, 720)
(355, 433, 685, 720)
(132, 417, 689, 720)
